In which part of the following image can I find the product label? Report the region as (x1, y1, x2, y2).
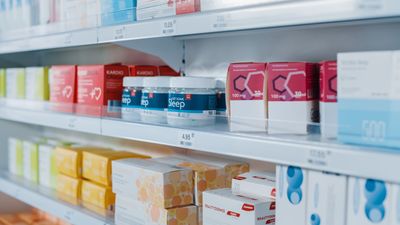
(216, 92, 226, 111)
(141, 92, 169, 110)
(320, 61, 337, 102)
(168, 93, 216, 112)
(229, 64, 265, 101)
(122, 88, 142, 108)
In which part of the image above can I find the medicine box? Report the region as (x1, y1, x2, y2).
(137, 0, 176, 21)
(55, 146, 111, 178)
(154, 156, 226, 206)
(227, 63, 268, 132)
(23, 140, 40, 183)
(159, 66, 180, 76)
(6, 68, 25, 99)
(0, 69, 5, 97)
(319, 61, 338, 139)
(49, 65, 77, 104)
(203, 188, 275, 225)
(391, 184, 400, 224)
(82, 150, 150, 186)
(338, 51, 400, 148)
(25, 67, 49, 101)
(77, 64, 129, 115)
(101, 0, 136, 25)
(232, 171, 276, 199)
(267, 62, 319, 134)
(38, 144, 57, 189)
(347, 176, 392, 225)
(81, 180, 115, 210)
(8, 137, 23, 176)
(112, 158, 194, 208)
(276, 165, 307, 225)
(306, 170, 347, 225)
(56, 174, 82, 200)
(129, 65, 159, 76)
(115, 196, 198, 225)
(176, 0, 200, 15)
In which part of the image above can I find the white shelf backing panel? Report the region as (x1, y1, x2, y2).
(101, 119, 400, 184)
(0, 173, 113, 225)
(0, 0, 400, 54)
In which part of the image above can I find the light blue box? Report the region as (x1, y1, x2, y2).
(101, 0, 137, 25)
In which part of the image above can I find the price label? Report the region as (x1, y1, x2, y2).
(177, 131, 196, 147)
(356, 0, 384, 11)
(64, 210, 74, 222)
(114, 26, 126, 40)
(161, 19, 176, 35)
(68, 118, 77, 129)
(307, 149, 332, 167)
(213, 15, 230, 30)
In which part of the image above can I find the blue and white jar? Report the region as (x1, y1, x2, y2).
(121, 77, 144, 121)
(140, 77, 171, 124)
(215, 78, 227, 116)
(168, 77, 217, 127)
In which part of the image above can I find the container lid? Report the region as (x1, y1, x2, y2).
(170, 77, 216, 89)
(215, 78, 226, 89)
(123, 77, 145, 87)
(143, 77, 171, 88)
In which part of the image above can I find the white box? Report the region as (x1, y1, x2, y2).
(39, 144, 57, 189)
(391, 184, 400, 224)
(203, 188, 275, 225)
(8, 138, 23, 176)
(25, 67, 49, 101)
(23, 140, 39, 183)
(137, 1, 176, 21)
(6, 68, 25, 99)
(115, 196, 198, 225)
(347, 177, 392, 225)
(276, 165, 307, 225)
(307, 171, 347, 225)
(232, 171, 276, 199)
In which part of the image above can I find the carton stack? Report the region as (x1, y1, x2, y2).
(202, 171, 276, 225)
(112, 158, 198, 225)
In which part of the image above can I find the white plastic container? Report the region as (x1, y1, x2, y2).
(140, 77, 171, 124)
(122, 77, 145, 121)
(215, 78, 226, 116)
(167, 77, 216, 127)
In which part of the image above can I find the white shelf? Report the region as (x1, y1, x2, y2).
(1, 0, 399, 54)
(0, 172, 113, 225)
(0, 104, 400, 183)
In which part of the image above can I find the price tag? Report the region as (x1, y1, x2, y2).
(64, 210, 75, 222)
(68, 118, 77, 129)
(356, 0, 384, 11)
(213, 14, 230, 30)
(114, 26, 126, 40)
(177, 131, 196, 147)
(161, 19, 177, 35)
(307, 149, 332, 167)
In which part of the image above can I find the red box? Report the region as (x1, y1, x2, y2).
(319, 61, 337, 103)
(158, 66, 180, 76)
(129, 65, 159, 76)
(176, 0, 201, 15)
(49, 65, 77, 113)
(76, 64, 129, 116)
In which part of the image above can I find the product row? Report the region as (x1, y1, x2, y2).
(0, 208, 71, 225)
(0, 0, 281, 35)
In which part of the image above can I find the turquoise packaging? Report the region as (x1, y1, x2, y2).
(101, 0, 137, 25)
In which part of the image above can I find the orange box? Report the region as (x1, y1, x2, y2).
(0, 214, 27, 225)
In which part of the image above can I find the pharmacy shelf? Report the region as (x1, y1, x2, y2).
(0, 172, 114, 225)
(1, 0, 400, 54)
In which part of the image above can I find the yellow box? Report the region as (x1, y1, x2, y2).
(55, 146, 111, 178)
(155, 156, 226, 206)
(82, 150, 150, 186)
(81, 180, 115, 210)
(56, 174, 82, 200)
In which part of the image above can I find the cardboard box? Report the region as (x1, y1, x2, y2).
(101, 0, 136, 25)
(129, 65, 159, 76)
(159, 66, 180, 76)
(82, 150, 150, 186)
(154, 156, 226, 206)
(55, 146, 111, 178)
(0, 69, 5, 97)
(307, 171, 347, 225)
(39, 144, 57, 189)
(49, 65, 77, 105)
(320, 61, 338, 139)
(115, 196, 198, 225)
(267, 62, 319, 134)
(176, 0, 200, 15)
(56, 174, 82, 200)
(112, 158, 194, 208)
(77, 64, 129, 116)
(276, 165, 307, 225)
(25, 67, 49, 101)
(23, 140, 40, 183)
(338, 51, 400, 148)
(137, 0, 176, 21)
(0, 214, 27, 225)
(232, 171, 276, 199)
(203, 188, 275, 225)
(8, 137, 23, 176)
(227, 63, 267, 132)
(6, 68, 25, 99)
(81, 180, 115, 210)
(347, 177, 391, 225)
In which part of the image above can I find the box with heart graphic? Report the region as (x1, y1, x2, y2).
(77, 64, 129, 116)
(49, 65, 77, 113)
(267, 62, 319, 134)
(203, 188, 275, 225)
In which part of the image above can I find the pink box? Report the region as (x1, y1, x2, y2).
(77, 64, 129, 116)
(319, 61, 337, 138)
(49, 65, 77, 113)
(227, 63, 267, 132)
(176, 0, 201, 15)
(267, 62, 319, 134)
